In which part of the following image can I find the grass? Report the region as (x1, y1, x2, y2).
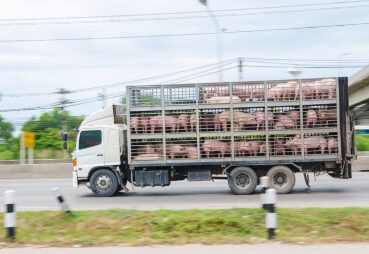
(0, 208, 369, 247)
(356, 134, 369, 151)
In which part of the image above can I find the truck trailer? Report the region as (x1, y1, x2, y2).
(72, 77, 356, 197)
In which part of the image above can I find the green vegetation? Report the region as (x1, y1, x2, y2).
(0, 208, 369, 246)
(356, 134, 369, 151)
(0, 109, 84, 160)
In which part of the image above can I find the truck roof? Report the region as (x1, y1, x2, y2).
(80, 105, 125, 128)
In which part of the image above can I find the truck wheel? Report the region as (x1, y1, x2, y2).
(267, 165, 295, 194)
(90, 169, 118, 197)
(228, 167, 258, 195)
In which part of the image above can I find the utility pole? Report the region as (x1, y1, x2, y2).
(238, 57, 244, 81)
(98, 88, 107, 108)
(198, 0, 223, 82)
(56, 88, 70, 159)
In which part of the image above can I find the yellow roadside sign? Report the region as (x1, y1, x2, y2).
(23, 131, 35, 148)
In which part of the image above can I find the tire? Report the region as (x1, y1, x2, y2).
(90, 169, 118, 197)
(267, 165, 296, 194)
(114, 186, 122, 194)
(228, 167, 258, 195)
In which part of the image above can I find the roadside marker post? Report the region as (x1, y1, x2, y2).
(4, 190, 16, 240)
(260, 176, 269, 209)
(51, 187, 71, 213)
(264, 188, 277, 240)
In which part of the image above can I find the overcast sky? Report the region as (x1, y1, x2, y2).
(0, 0, 368, 132)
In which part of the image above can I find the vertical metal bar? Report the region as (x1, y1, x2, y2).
(230, 82, 234, 160)
(335, 77, 342, 157)
(126, 88, 132, 165)
(195, 84, 201, 161)
(161, 86, 167, 164)
(299, 79, 305, 158)
(264, 81, 270, 159)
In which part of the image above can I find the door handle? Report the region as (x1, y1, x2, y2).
(97, 154, 103, 157)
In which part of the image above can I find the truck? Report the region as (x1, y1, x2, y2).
(72, 77, 356, 197)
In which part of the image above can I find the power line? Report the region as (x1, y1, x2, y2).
(1, 21, 368, 43)
(1, 62, 365, 113)
(1, 55, 366, 100)
(1, 59, 238, 97)
(0, 63, 239, 112)
(1, 0, 367, 21)
(2, 4, 368, 26)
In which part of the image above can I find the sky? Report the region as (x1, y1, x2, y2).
(0, 0, 368, 133)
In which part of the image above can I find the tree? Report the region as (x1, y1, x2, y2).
(22, 109, 84, 154)
(0, 115, 14, 142)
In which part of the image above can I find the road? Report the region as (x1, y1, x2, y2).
(0, 172, 368, 211)
(2, 244, 369, 254)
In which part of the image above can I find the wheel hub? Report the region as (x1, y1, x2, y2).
(274, 173, 287, 186)
(235, 173, 250, 189)
(96, 175, 112, 191)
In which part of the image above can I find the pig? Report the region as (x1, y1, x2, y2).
(149, 115, 162, 133)
(167, 144, 185, 159)
(235, 141, 264, 156)
(267, 82, 298, 101)
(274, 121, 285, 130)
(165, 116, 177, 133)
(176, 114, 190, 132)
(276, 115, 295, 129)
(202, 140, 229, 158)
(134, 153, 162, 161)
(140, 116, 150, 133)
(184, 146, 198, 159)
(254, 111, 274, 130)
(140, 144, 156, 154)
(304, 136, 327, 154)
(306, 110, 318, 128)
(206, 96, 241, 104)
(233, 111, 256, 131)
(259, 142, 266, 155)
(286, 135, 327, 155)
(314, 79, 336, 99)
(214, 113, 221, 131)
(234, 141, 249, 156)
(327, 137, 338, 154)
(285, 135, 301, 155)
(285, 81, 299, 100)
(287, 111, 300, 128)
(130, 116, 140, 134)
(301, 82, 315, 100)
(217, 111, 231, 131)
(274, 139, 285, 155)
(247, 141, 260, 156)
(150, 115, 177, 133)
(317, 109, 337, 126)
(190, 114, 197, 132)
(154, 143, 163, 154)
(267, 84, 284, 101)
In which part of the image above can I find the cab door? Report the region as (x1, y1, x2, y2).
(77, 129, 104, 177)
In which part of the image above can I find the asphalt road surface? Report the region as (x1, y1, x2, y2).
(0, 172, 368, 211)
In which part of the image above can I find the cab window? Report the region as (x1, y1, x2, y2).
(79, 130, 102, 150)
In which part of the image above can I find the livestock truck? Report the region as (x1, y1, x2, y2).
(72, 77, 356, 197)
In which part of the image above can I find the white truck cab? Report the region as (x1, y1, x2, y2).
(72, 105, 127, 196)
